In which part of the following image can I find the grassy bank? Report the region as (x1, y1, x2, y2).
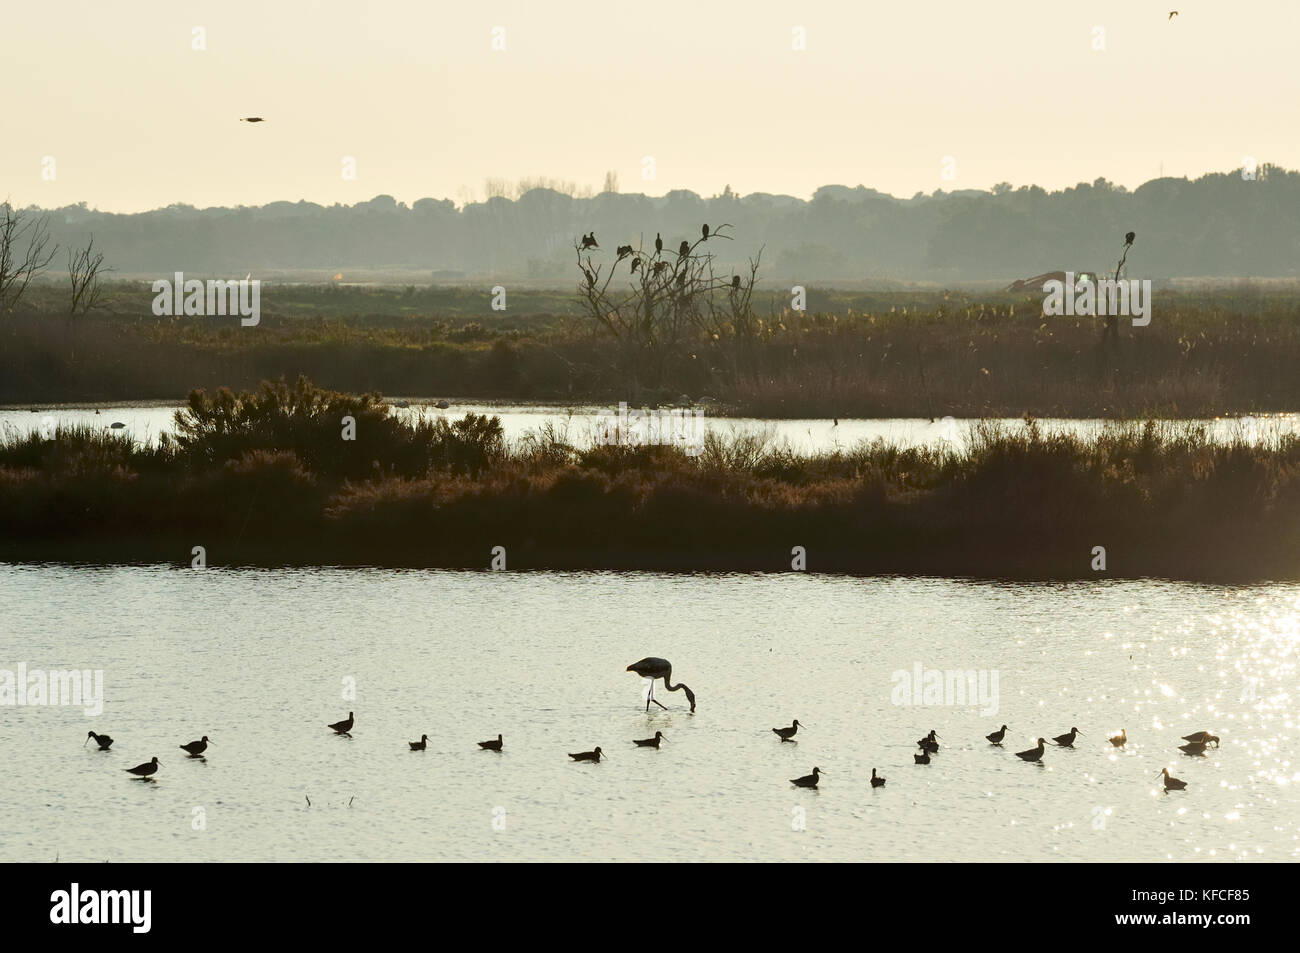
(4, 284, 1300, 417)
(2, 378, 1297, 580)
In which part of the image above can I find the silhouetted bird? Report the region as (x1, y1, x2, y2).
(626, 657, 696, 712)
(1158, 767, 1187, 791)
(916, 730, 939, 753)
(633, 731, 665, 749)
(986, 724, 1008, 745)
(85, 731, 113, 750)
(1015, 738, 1047, 762)
(1181, 731, 1219, 746)
(772, 720, 803, 741)
(914, 750, 930, 764)
(583, 267, 596, 287)
(1109, 729, 1127, 747)
(408, 735, 428, 751)
(1051, 727, 1081, 748)
(655, 233, 663, 255)
(676, 272, 686, 288)
(179, 736, 210, 757)
(653, 261, 668, 276)
(871, 768, 886, 788)
(630, 258, 641, 273)
(701, 223, 710, 240)
(790, 767, 823, 789)
(328, 712, 354, 735)
(478, 733, 503, 752)
(581, 232, 599, 249)
(1124, 231, 1136, 246)
(616, 244, 633, 258)
(1168, 11, 1178, 19)
(678, 240, 690, 258)
(569, 747, 604, 763)
(731, 275, 741, 290)
(125, 757, 160, 780)
(239, 117, 265, 123)
(1178, 741, 1208, 756)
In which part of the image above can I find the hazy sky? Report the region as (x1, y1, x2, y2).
(9, 1, 1298, 212)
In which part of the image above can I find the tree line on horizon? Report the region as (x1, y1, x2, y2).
(13, 164, 1299, 284)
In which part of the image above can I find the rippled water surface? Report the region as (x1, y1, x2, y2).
(1, 567, 1295, 862)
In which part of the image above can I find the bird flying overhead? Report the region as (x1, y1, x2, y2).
(239, 117, 265, 122)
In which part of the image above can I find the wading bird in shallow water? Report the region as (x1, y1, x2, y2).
(1109, 729, 1127, 748)
(1052, 727, 1081, 748)
(871, 768, 886, 788)
(916, 730, 940, 753)
(125, 757, 160, 780)
(1181, 731, 1219, 747)
(328, 712, 354, 735)
(179, 736, 210, 757)
(1178, 741, 1208, 757)
(633, 731, 666, 749)
(1158, 767, 1187, 791)
(790, 767, 823, 789)
(1015, 738, 1047, 763)
(626, 657, 696, 712)
(408, 735, 428, 751)
(772, 720, 804, 742)
(914, 751, 930, 764)
(986, 724, 1008, 745)
(478, 734, 503, 752)
(569, 747, 605, 763)
(85, 731, 113, 750)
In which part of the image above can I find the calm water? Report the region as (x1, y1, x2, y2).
(2, 401, 1295, 454)
(1, 566, 1295, 862)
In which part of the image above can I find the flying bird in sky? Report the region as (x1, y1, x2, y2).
(1169, 11, 1178, 19)
(239, 117, 265, 122)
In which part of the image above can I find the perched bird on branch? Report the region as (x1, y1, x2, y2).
(655, 233, 663, 255)
(676, 272, 686, 288)
(678, 240, 690, 258)
(731, 275, 741, 290)
(653, 261, 668, 276)
(583, 266, 596, 287)
(616, 244, 632, 258)
(630, 258, 641, 273)
(582, 232, 599, 249)
(1124, 230, 1136, 246)
(701, 223, 710, 240)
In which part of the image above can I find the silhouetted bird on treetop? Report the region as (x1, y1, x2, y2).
(1124, 231, 1136, 246)
(653, 261, 668, 276)
(630, 258, 641, 273)
(582, 232, 599, 249)
(655, 233, 663, 255)
(731, 275, 741, 290)
(678, 240, 690, 258)
(616, 244, 633, 258)
(701, 224, 710, 240)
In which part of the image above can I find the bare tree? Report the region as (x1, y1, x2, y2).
(0, 202, 58, 313)
(67, 234, 110, 315)
(574, 224, 761, 389)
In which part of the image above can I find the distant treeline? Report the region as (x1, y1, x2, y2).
(21, 165, 1300, 283)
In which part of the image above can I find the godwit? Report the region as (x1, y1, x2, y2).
(1181, 731, 1219, 746)
(328, 712, 354, 735)
(1158, 767, 1187, 791)
(408, 735, 428, 751)
(914, 751, 931, 765)
(84, 731, 113, 750)
(569, 747, 605, 763)
(790, 767, 823, 789)
(1051, 727, 1082, 748)
(871, 768, 886, 788)
(626, 657, 696, 712)
(1178, 741, 1208, 757)
(1108, 729, 1127, 748)
(917, 730, 940, 753)
(772, 720, 804, 742)
(986, 724, 1008, 745)
(633, 731, 665, 749)
(124, 757, 160, 780)
(1015, 738, 1047, 763)
(478, 734, 503, 752)
(179, 736, 210, 757)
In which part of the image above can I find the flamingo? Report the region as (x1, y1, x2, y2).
(626, 657, 696, 712)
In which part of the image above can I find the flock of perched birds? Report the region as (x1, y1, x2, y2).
(779, 720, 1220, 791)
(88, 656, 1219, 796)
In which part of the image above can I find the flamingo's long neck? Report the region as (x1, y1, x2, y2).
(661, 668, 696, 709)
